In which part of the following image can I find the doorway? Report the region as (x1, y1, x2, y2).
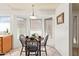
(72, 16, 79, 56)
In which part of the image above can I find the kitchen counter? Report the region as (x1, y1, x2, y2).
(0, 34, 12, 54)
(0, 34, 12, 37)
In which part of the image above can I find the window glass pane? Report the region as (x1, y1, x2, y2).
(0, 16, 10, 34)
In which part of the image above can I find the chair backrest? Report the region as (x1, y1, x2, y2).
(44, 34, 49, 46)
(19, 34, 26, 47)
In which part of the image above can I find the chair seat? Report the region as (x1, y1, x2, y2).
(27, 45, 38, 52)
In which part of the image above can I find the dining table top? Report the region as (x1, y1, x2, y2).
(25, 36, 44, 42)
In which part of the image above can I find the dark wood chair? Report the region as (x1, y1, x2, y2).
(19, 34, 26, 56)
(25, 37, 40, 56)
(41, 34, 49, 56)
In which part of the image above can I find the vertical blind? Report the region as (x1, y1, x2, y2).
(16, 17, 27, 39)
(30, 19, 42, 35)
(44, 18, 52, 38)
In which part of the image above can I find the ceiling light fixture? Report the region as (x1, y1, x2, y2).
(30, 4, 37, 19)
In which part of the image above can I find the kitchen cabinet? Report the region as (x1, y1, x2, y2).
(0, 35, 12, 54)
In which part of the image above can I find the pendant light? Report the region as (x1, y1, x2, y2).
(30, 4, 37, 19)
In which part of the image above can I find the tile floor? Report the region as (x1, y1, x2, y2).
(5, 46, 61, 56)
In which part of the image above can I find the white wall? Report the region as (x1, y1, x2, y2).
(54, 3, 70, 56)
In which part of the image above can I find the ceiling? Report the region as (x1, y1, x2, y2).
(72, 3, 79, 11)
(0, 3, 60, 19)
(0, 3, 60, 11)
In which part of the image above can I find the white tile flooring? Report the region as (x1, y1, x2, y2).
(5, 46, 61, 56)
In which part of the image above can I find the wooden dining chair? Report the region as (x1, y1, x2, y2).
(19, 34, 26, 56)
(25, 38, 39, 56)
(41, 34, 49, 56)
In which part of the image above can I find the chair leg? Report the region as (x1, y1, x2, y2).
(28, 51, 30, 56)
(36, 51, 38, 56)
(20, 47, 23, 56)
(35, 51, 38, 56)
(45, 46, 47, 56)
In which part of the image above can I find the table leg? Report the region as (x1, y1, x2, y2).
(39, 41, 41, 56)
(25, 46, 27, 56)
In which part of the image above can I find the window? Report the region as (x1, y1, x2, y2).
(44, 17, 52, 38)
(0, 16, 10, 34)
(30, 19, 42, 36)
(16, 17, 27, 39)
